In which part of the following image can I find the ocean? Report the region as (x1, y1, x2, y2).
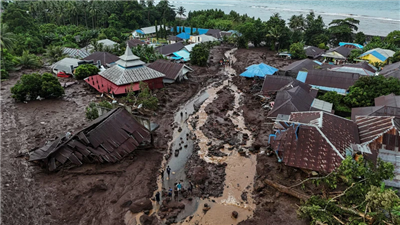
(169, 0, 400, 36)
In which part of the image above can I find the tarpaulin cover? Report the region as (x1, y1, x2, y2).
(240, 63, 278, 78)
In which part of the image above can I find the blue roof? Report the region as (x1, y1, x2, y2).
(171, 27, 208, 35)
(311, 85, 347, 94)
(339, 42, 363, 49)
(359, 50, 387, 62)
(313, 60, 323, 65)
(296, 71, 308, 82)
(135, 29, 145, 35)
(240, 63, 278, 78)
(176, 32, 191, 40)
(172, 50, 190, 61)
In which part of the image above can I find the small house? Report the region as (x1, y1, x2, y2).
(304, 46, 325, 59)
(205, 29, 222, 39)
(83, 52, 119, 68)
(62, 47, 90, 59)
(278, 59, 325, 78)
(127, 39, 145, 48)
(155, 42, 185, 57)
(52, 58, 97, 75)
(147, 60, 193, 84)
(133, 25, 162, 38)
(322, 46, 352, 63)
(189, 34, 218, 44)
(167, 35, 183, 44)
(358, 48, 395, 64)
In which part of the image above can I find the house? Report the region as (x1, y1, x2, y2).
(176, 32, 191, 40)
(278, 59, 326, 77)
(127, 39, 145, 48)
(205, 29, 222, 39)
(351, 94, 400, 120)
(379, 61, 400, 79)
(304, 46, 325, 59)
(155, 42, 185, 56)
(322, 46, 352, 62)
(261, 75, 315, 96)
(335, 61, 377, 73)
(267, 85, 332, 118)
(354, 116, 400, 188)
(62, 47, 90, 59)
(133, 25, 162, 38)
(84, 45, 165, 95)
(51, 58, 97, 75)
(147, 60, 193, 84)
(167, 35, 183, 44)
(83, 52, 119, 68)
(184, 43, 199, 53)
(171, 27, 209, 35)
(339, 42, 364, 49)
(83, 39, 118, 53)
(240, 63, 278, 78)
(328, 66, 375, 76)
(171, 49, 191, 62)
(269, 111, 360, 173)
(296, 70, 361, 94)
(359, 48, 395, 64)
(29, 107, 154, 171)
(189, 34, 218, 43)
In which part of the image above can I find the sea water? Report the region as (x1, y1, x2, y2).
(170, 0, 400, 36)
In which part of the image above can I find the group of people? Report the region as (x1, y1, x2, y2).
(219, 57, 233, 67)
(155, 165, 194, 204)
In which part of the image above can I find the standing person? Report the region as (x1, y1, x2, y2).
(174, 187, 179, 201)
(188, 181, 193, 194)
(166, 166, 171, 179)
(160, 169, 164, 180)
(155, 191, 160, 204)
(168, 187, 173, 197)
(176, 182, 182, 192)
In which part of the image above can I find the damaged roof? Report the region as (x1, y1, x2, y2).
(271, 111, 360, 172)
(147, 60, 192, 80)
(355, 116, 400, 144)
(29, 108, 151, 171)
(262, 76, 311, 95)
(304, 46, 325, 58)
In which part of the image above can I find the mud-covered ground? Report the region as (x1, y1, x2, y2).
(0, 46, 224, 225)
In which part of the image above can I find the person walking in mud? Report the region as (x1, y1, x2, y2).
(168, 187, 173, 198)
(188, 181, 193, 195)
(160, 169, 164, 180)
(155, 191, 161, 204)
(176, 182, 182, 192)
(174, 187, 179, 201)
(166, 166, 171, 179)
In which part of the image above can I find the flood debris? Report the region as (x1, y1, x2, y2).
(29, 107, 154, 171)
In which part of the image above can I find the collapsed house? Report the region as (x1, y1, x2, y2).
(147, 60, 193, 84)
(269, 111, 400, 187)
(29, 107, 156, 171)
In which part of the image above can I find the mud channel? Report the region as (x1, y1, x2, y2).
(124, 49, 260, 225)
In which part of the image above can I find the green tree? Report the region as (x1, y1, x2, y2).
(86, 102, 99, 120)
(304, 12, 329, 46)
(1, 49, 19, 79)
(16, 50, 41, 69)
(385, 30, 400, 47)
(190, 43, 210, 66)
(0, 23, 16, 50)
(289, 42, 306, 59)
(11, 73, 64, 101)
(391, 51, 400, 63)
(354, 31, 366, 45)
(288, 14, 305, 32)
(348, 48, 363, 63)
(74, 64, 100, 80)
(43, 46, 67, 64)
(177, 6, 186, 18)
(329, 18, 360, 45)
(318, 91, 350, 113)
(137, 81, 158, 110)
(131, 45, 166, 63)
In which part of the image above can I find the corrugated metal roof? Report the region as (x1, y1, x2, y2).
(97, 39, 118, 47)
(268, 86, 315, 117)
(378, 149, 400, 188)
(327, 46, 352, 58)
(356, 116, 399, 144)
(339, 42, 364, 49)
(329, 66, 374, 76)
(184, 43, 199, 52)
(359, 48, 395, 62)
(172, 50, 190, 61)
(303, 69, 360, 90)
(63, 47, 90, 59)
(29, 108, 151, 171)
(147, 59, 184, 80)
(380, 61, 400, 76)
(311, 99, 333, 112)
(205, 29, 222, 39)
(304, 46, 325, 58)
(83, 52, 119, 66)
(51, 58, 81, 74)
(280, 59, 321, 72)
(127, 39, 145, 48)
(156, 42, 185, 55)
(375, 94, 400, 107)
(271, 111, 360, 172)
(99, 65, 165, 85)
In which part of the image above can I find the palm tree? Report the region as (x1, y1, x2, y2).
(266, 27, 282, 51)
(44, 46, 67, 64)
(288, 15, 305, 32)
(177, 6, 186, 18)
(0, 24, 16, 50)
(17, 51, 41, 69)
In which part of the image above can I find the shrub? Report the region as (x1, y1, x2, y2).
(289, 42, 306, 59)
(86, 102, 99, 120)
(137, 82, 158, 110)
(16, 50, 42, 69)
(98, 100, 113, 109)
(74, 64, 100, 80)
(191, 44, 210, 66)
(11, 73, 64, 101)
(1, 69, 9, 79)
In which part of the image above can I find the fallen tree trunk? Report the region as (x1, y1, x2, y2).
(264, 179, 310, 201)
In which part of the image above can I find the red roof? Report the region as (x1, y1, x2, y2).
(84, 75, 140, 95)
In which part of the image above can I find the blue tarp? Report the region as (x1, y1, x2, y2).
(176, 32, 191, 40)
(171, 27, 208, 35)
(296, 71, 308, 82)
(313, 60, 323, 65)
(339, 42, 363, 49)
(135, 29, 145, 35)
(311, 85, 347, 94)
(172, 50, 190, 61)
(240, 63, 278, 78)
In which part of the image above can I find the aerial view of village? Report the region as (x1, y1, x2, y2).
(1, 0, 400, 224)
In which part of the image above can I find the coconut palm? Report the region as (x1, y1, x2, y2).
(266, 26, 282, 51)
(17, 51, 41, 69)
(0, 24, 16, 50)
(44, 46, 67, 64)
(288, 15, 305, 32)
(177, 6, 186, 18)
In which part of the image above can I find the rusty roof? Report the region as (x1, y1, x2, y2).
(29, 107, 151, 171)
(305, 69, 360, 90)
(127, 39, 145, 48)
(272, 111, 360, 172)
(355, 116, 400, 144)
(147, 59, 184, 80)
(83, 51, 119, 66)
